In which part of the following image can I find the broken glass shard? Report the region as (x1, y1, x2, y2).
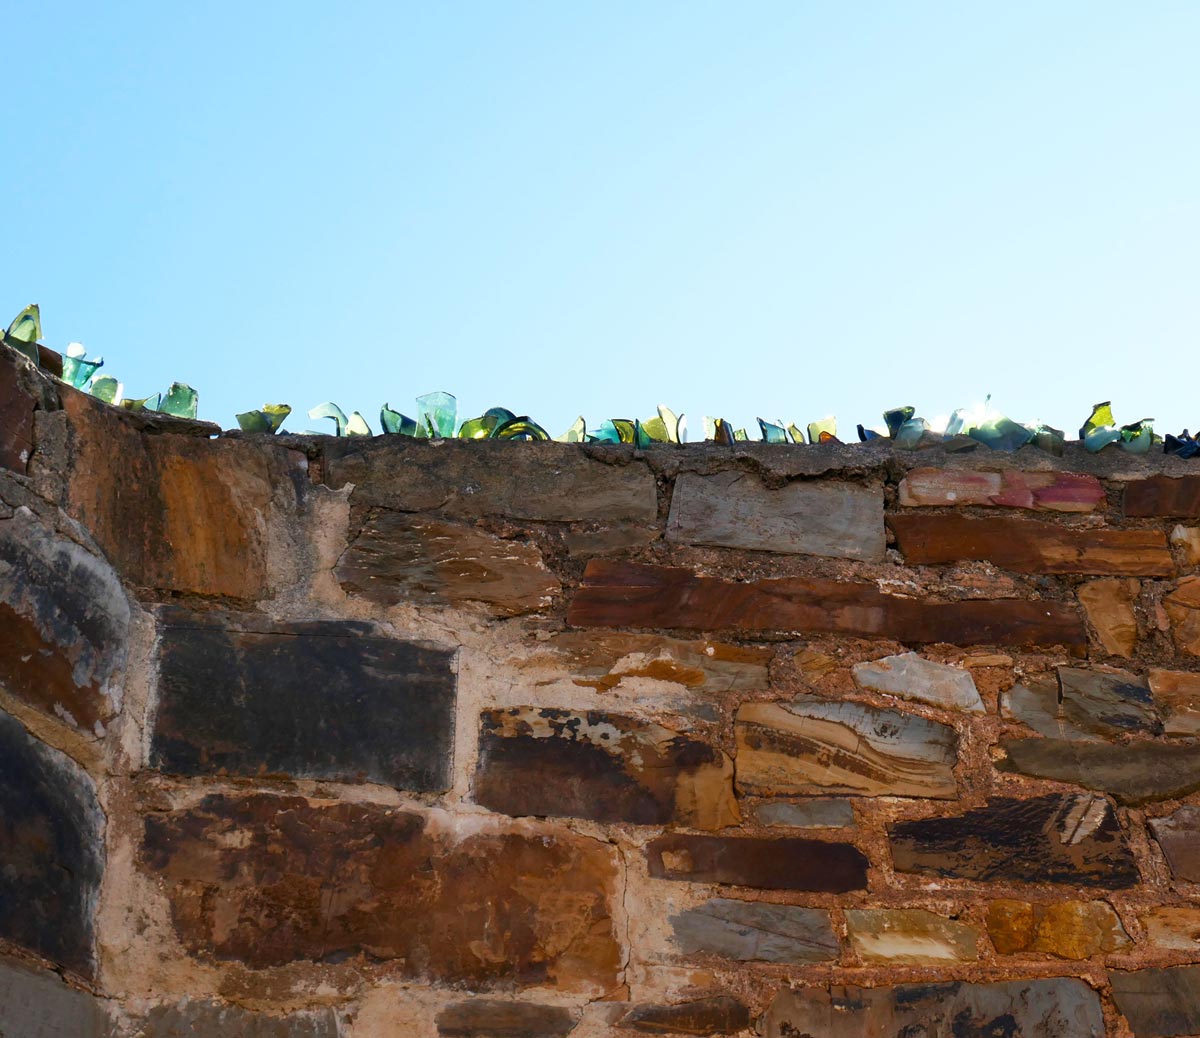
(236, 404, 291, 434)
(787, 423, 806, 444)
(160, 382, 198, 419)
(884, 406, 916, 438)
(556, 416, 587, 442)
(807, 417, 837, 444)
(894, 417, 928, 448)
(1080, 402, 1115, 440)
(969, 415, 1034, 452)
(346, 412, 372, 436)
(381, 404, 418, 436)
(733, 427, 748, 441)
(714, 419, 736, 445)
(308, 402, 350, 436)
(492, 416, 550, 440)
(1120, 419, 1154, 454)
(657, 405, 683, 443)
(62, 343, 103, 389)
(89, 375, 122, 404)
(857, 424, 882, 442)
(639, 416, 671, 443)
(416, 391, 456, 438)
(121, 393, 161, 413)
(5, 304, 40, 344)
(758, 418, 788, 443)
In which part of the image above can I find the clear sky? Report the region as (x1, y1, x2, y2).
(4, 3, 1198, 438)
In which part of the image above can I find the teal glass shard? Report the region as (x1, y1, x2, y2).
(89, 375, 122, 404)
(1031, 423, 1065, 456)
(702, 417, 718, 441)
(733, 428, 749, 441)
(416, 391, 456, 438)
(62, 343, 103, 389)
(657, 405, 682, 444)
(485, 406, 517, 424)
(556, 416, 587, 442)
(308, 402, 349, 436)
(5, 304, 41, 344)
(969, 415, 1034, 452)
(346, 411, 372, 436)
(1080, 401, 1115, 440)
(236, 404, 291, 434)
(894, 417, 928, 449)
(121, 393, 161, 413)
(1084, 427, 1122, 453)
(1120, 419, 1154, 454)
(758, 418, 788, 443)
(806, 417, 837, 444)
(491, 416, 550, 440)
(381, 404, 418, 436)
(160, 382, 198, 419)
(787, 423, 805, 444)
(592, 420, 623, 444)
(884, 406, 916, 438)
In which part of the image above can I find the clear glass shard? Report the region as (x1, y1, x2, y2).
(308, 402, 349, 436)
(894, 417, 929, 448)
(969, 415, 1034, 452)
(160, 382, 198, 419)
(416, 391, 456, 438)
(657, 405, 681, 443)
(346, 411, 372, 436)
(702, 417, 718, 442)
(556, 416, 587, 442)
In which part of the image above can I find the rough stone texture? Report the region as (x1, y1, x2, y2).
(899, 468, 1105, 511)
(646, 833, 868, 892)
(889, 793, 1138, 888)
(0, 346, 39, 473)
(670, 898, 838, 963)
(134, 1000, 339, 1038)
(753, 798, 854, 829)
(562, 524, 659, 557)
(845, 908, 978, 965)
(890, 513, 1175, 576)
(0, 710, 104, 977)
(568, 561, 1087, 649)
(1078, 577, 1140, 657)
(1164, 576, 1200, 655)
(997, 737, 1200, 805)
(735, 697, 959, 799)
(1001, 681, 1101, 741)
(1148, 669, 1200, 736)
(619, 996, 750, 1035)
(850, 651, 984, 713)
(0, 506, 129, 734)
(1170, 524, 1200, 565)
(323, 439, 658, 521)
(1055, 666, 1161, 737)
(152, 611, 457, 790)
(141, 793, 620, 991)
(1139, 906, 1200, 953)
(985, 899, 1130, 959)
(0, 956, 112, 1037)
(762, 978, 1105, 1038)
(1124, 474, 1200, 518)
(1109, 964, 1200, 1038)
(666, 471, 884, 561)
(473, 707, 737, 829)
(335, 509, 559, 616)
(1149, 806, 1200, 882)
(435, 1000, 577, 1038)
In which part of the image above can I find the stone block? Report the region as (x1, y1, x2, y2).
(890, 513, 1174, 575)
(0, 710, 104, 976)
(1055, 666, 1160, 736)
(1000, 681, 1099, 741)
(735, 698, 958, 799)
(1078, 578, 1139, 657)
(1139, 906, 1200, 953)
(1110, 964, 1200, 1038)
(889, 793, 1138, 888)
(844, 908, 978, 965)
(1124, 475, 1200, 518)
(1170, 525, 1200, 565)
(0, 507, 129, 734)
(141, 793, 620, 991)
(669, 898, 838, 963)
(473, 707, 737, 829)
(0, 344, 39, 473)
(645, 833, 868, 892)
(666, 471, 884, 561)
(134, 999, 339, 1037)
(1148, 669, 1200, 736)
(619, 996, 750, 1035)
(436, 1000, 577, 1037)
(1149, 806, 1200, 882)
(0, 956, 112, 1037)
(898, 468, 1105, 511)
(567, 561, 1086, 650)
(1164, 577, 1200, 655)
(851, 651, 984, 712)
(985, 899, 1129, 958)
(752, 799, 854, 829)
(151, 611, 457, 791)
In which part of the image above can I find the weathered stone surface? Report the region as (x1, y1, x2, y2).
(563, 523, 659, 557)
(1164, 576, 1200, 655)
(1110, 964, 1200, 1038)
(1148, 669, 1200, 736)
(1170, 524, 1200, 565)
(54, 391, 305, 597)
(753, 798, 854, 829)
(0, 956, 112, 1037)
(473, 707, 737, 829)
(135, 999, 339, 1038)
(152, 611, 457, 791)
(997, 737, 1200, 805)
(890, 513, 1175, 575)
(851, 652, 984, 713)
(1001, 681, 1098, 741)
(985, 899, 1130, 958)
(0, 345, 39, 473)
(0, 710, 104, 976)
(0, 506, 129, 734)
(889, 793, 1138, 888)
(335, 510, 559, 616)
(619, 996, 750, 1035)
(899, 468, 1105, 512)
(142, 793, 620, 991)
(567, 561, 1087, 649)
(670, 898, 838, 963)
(1056, 666, 1161, 736)
(666, 471, 884, 561)
(436, 1000, 577, 1038)
(1124, 475, 1200, 518)
(1149, 806, 1200, 882)
(646, 833, 868, 892)
(323, 439, 658, 521)
(1139, 906, 1200, 953)
(762, 978, 1105, 1038)
(735, 698, 958, 799)
(1078, 578, 1140, 657)
(845, 908, 978, 965)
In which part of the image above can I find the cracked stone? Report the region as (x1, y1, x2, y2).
(851, 651, 984, 712)
(1078, 578, 1140, 658)
(985, 899, 1130, 959)
(0, 956, 112, 1037)
(669, 898, 838, 963)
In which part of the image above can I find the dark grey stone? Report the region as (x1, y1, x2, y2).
(0, 957, 112, 1037)
(436, 999, 577, 1037)
(671, 898, 838, 963)
(1110, 964, 1200, 1038)
(753, 798, 855, 829)
(1057, 666, 1161, 737)
(1149, 805, 1200, 882)
(135, 999, 339, 1037)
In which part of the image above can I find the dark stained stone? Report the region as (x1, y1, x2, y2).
(0, 507, 129, 734)
(151, 611, 456, 791)
(567, 561, 1086, 650)
(136, 999, 338, 1038)
(141, 793, 620, 991)
(436, 1000, 577, 1037)
(1110, 965, 1200, 1038)
(753, 799, 855, 829)
(474, 707, 737, 830)
(0, 710, 104, 977)
(1149, 805, 1200, 882)
(762, 978, 1105, 1038)
(562, 524, 659, 558)
(666, 472, 884, 561)
(1055, 666, 1161, 737)
(1124, 475, 1200, 519)
(889, 793, 1138, 888)
(1000, 681, 1099, 742)
(670, 898, 838, 963)
(323, 439, 657, 522)
(0, 956, 112, 1037)
(335, 509, 559, 616)
(899, 468, 1105, 512)
(646, 833, 868, 892)
(619, 996, 750, 1035)
(889, 513, 1175, 576)
(0, 344, 40, 473)
(996, 737, 1200, 805)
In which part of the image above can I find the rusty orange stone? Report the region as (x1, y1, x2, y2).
(1165, 577, 1200, 656)
(985, 899, 1130, 959)
(1077, 578, 1140, 658)
(1123, 475, 1200, 518)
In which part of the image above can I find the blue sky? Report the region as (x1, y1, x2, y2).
(4, 3, 1198, 437)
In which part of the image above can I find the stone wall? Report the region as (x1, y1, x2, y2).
(3, 340, 1200, 1037)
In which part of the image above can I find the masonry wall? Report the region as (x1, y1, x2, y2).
(2, 340, 1200, 1037)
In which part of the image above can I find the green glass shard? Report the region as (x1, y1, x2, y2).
(346, 411, 372, 436)
(5, 304, 41, 344)
(121, 393, 161, 412)
(457, 416, 494, 439)
(1080, 402, 1115, 440)
(416, 391, 456, 438)
(491, 416, 549, 440)
(806, 416, 837, 444)
(308, 402, 349, 435)
(787, 423, 805, 444)
(894, 417, 928, 449)
(639, 416, 670, 443)
(1120, 419, 1154, 454)
(884, 406, 916, 438)
(382, 404, 418, 436)
(733, 428, 749, 441)
(969, 415, 1034, 452)
(757, 418, 788, 443)
(702, 417, 718, 441)
(236, 404, 291, 434)
(1031, 423, 1065, 456)
(657, 405, 682, 444)
(160, 382, 198, 419)
(89, 375, 122, 404)
(556, 416, 587, 442)
(61, 343, 103, 389)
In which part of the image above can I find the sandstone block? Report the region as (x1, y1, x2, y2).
(1148, 669, 1200, 736)
(619, 996, 750, 1035)
(0, 956, 112, 1038)
(1164, 577, 1200, 655)
(1110, 964, 1200, 1038)
(1078, 578, 1140, 657)
(1170, 525, 1200, 565)
(851, 651, 984, 712)
(135, 1000, 339, 1038)
(1139, 906, 1200, 953)
(646, 833, 868, 892)
(752, 798, 854, 829)
(899, 467, 1105, 511)
(436, 1000, 577, 1037)
(1149, 806, 1200, 882)
(670, 898, 838, 963)
(1124, 475, 1200, 518)
(845, 908, 979, 965)
(985, 899, 1129, 958)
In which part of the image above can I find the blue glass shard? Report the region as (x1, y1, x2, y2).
(758, 418, 788, 443)
(884, 406, 916, 438)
